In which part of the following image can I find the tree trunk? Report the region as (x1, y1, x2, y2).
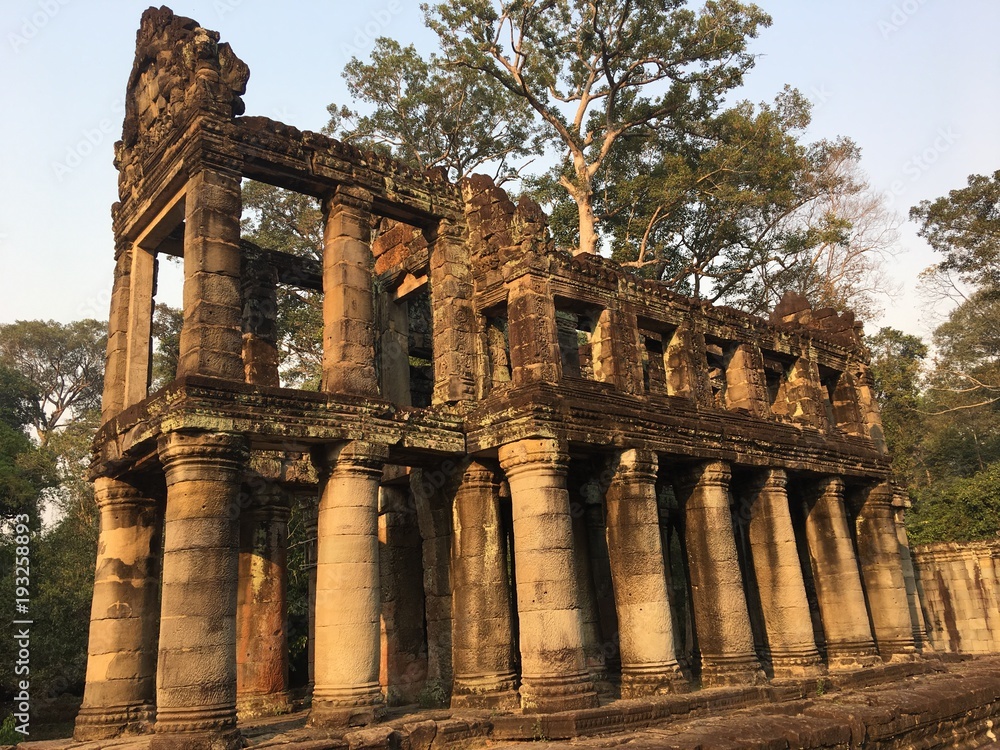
(576, 189, 598, 256)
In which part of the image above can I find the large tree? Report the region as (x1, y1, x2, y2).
(0, 365, 56, 524)
(329, 37, 545, 185)
(911, 170, 1000, 295)
(0, 320, 105, 447)
(424, 0, 772, 255)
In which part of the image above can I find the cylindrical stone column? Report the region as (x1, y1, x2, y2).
(605, 450, 686, 697)
(236, 487, 291, 717)
(310, 441, 387, 727)
(746, 469, 824, 678)
(805, 477, 880, 670)
(321, 185, 378, 397)
(498, 439, 599, 713)
(177, 168, 245, 381)
(854, 482, 919, 660)
(302, 498, 319, 696)
(673, 461, 764, 687)
(154, 431, 248, 750)
(241, 255, 280, 387)
(892, 496, 931, 651)
(450, 461, 519, 710)
(74, 477, 161, 741)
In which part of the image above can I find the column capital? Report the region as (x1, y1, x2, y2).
(311, 440, 388, 478)
(749, 467, 787, 493)
(325, 184, 373, 214)
(816, 475, 846, 498)
(497, 437, 569, 478)
(613, 448, 658, 481)
(860, 480, 895, 509)
(93, 475, 158, 512)
(677, 459, 731, 492)
(158, 431, 248, 484)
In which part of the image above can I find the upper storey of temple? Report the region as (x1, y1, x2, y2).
(96, 7, 890, 482)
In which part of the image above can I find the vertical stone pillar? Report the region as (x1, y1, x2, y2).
(310, 441, 387, 727)
(302, 499, 319, 696)
(450, 461, 519, 709)
(605, 450, 685, 697)
(124, 246, 156, 408)
(74, 477, 160, 741)
(854, 363, 888, 452)
(378, 484, 427, 705)
(673, 461, 763, 687)
(498, 439, 599, 713)
(506, 274, 561, 386)
(321, 185, 378, 397)
(236, 486, 291, 716)
(102, 243, 135, 421)
(241, 255, 280, 387)
(855, 482, 919, 659)
(665, 324, 712, 407)
(804, 478, 880, 670)
(412, 466, 454, 699)
(582, 493, 620, 672)
(177, 168, 245, 381)
(154, 431, 247, 749)
(892, 494, 931, 651)
(783, 356, 829, 429)
(428, 219, 477, 403)
(571, 512, 609, 683)
(745, 470, 824, 678)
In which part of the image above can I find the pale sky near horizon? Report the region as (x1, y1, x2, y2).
(1, 0, 997, 343)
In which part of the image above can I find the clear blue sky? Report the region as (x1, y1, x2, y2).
(1, 0, 998, 341)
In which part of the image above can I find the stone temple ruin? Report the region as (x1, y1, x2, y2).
(74, 7, 974, 750)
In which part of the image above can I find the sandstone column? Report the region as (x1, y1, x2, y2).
(673, 461, 763, 687)
(236, 485, 291, 716)
(571, 512, 609, 683)
(450, 461, 519, 709)
(428, 218, 477, 403)
(605, 450, 685, 697)
(745, 470, 824, 678)
(177, 168, 245, 381)
(74, 477, 161, 741)
(854, 482, 919, 659)
(498, 439, 599, 713)
(302, 498, 319, 695)
(892, 494, 931, 651)
(310, 441, 387, 726)
(101, 242, 135, 421)
(241, 255, 280, 387)
(321, 186, 378, 397)
(154, 431, 248, 749)
(804, 478, 880, 670)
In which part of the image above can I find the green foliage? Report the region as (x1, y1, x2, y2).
(911, 170, 1000, 293)
(241, 181, 324, 388)
(424, 0, 772, 254)
(0, 364, 56, 524)
(0, 319, 105, 446)
(151, 303, 183, 390)
(908, 462, 1000, 545)
(331, 37, 544, 185)
(0, 715, 19, 743)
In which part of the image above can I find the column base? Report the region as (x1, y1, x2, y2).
(877, 638, 921, 662)
(452, 672, 520, 711)
(770, 648, 827, 680)
(149, 728, 242, 750)
(519, 671, 599, 714)
(310, 683, 385, 728)
(826, 644, 882, 672)
(700, 654, 767, 688)
(236, 690, 294, 719)
(154, 703, 237, 735)
(73, 702, 155, 741)
(621, 662, 689, 698)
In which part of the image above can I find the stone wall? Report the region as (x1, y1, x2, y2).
(912, 540, 1000, 654)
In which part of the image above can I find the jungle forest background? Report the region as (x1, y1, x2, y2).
(1, 0, 999, 737)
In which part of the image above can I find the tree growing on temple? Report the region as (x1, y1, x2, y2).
(424, 0, 772, 255)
